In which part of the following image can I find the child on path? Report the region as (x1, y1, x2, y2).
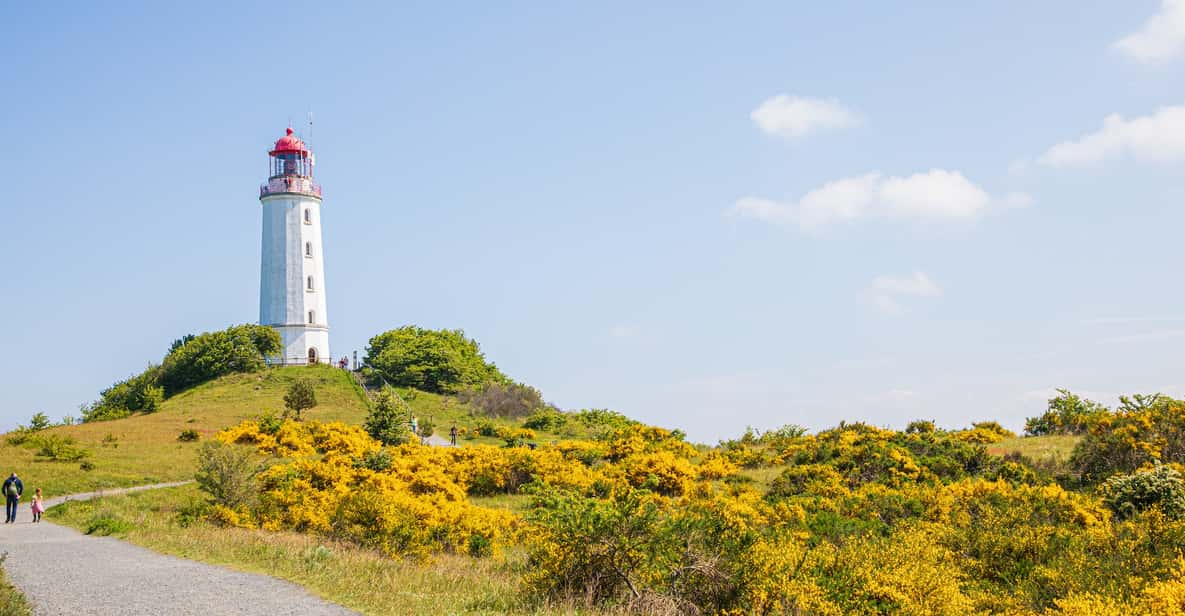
(30, 488, 44, 523)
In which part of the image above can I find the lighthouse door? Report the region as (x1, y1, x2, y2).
(307, 348, 318, 364)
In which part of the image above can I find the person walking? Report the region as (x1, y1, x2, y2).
(3, 472, 23, 524)
(449, 424, 458, 446)
(30, 488, 44, 523)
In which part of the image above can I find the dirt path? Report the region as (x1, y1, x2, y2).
(1, 483, 356, 615)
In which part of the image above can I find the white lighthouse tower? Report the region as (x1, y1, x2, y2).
(258, 127, 329, 365)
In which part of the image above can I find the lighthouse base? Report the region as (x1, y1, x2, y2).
(267, 325, 330, 366)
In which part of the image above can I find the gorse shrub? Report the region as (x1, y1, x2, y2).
(178, 429, 200, 442)
(1071, 396, 1185, 483)
(191, 392, 1185, 615)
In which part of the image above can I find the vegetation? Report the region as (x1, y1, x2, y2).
(364, 326, 506, 393)
(84, 324, 281, 422)
(283, 379, 318, 419)
(0, 365, 370, 496)
(19, 322, 1185, 614)
(363, 389, 411, 446)
(0, 555, 30, 616)
(46, 485, 554, 616)
(457, 382, 547, 418)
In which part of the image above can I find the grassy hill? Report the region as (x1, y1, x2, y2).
(0, 365, 600, 496)
(0, 366, 368, 494)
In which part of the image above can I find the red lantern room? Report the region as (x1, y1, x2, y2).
(269, 127, 312, 178)
(261, 127, 322, 198)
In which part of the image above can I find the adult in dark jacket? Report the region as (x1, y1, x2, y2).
(3, 472, 23, 523)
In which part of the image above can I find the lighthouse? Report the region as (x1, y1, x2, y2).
(258, 127, 329, 365)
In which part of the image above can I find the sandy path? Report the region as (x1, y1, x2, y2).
(1, 483, 357, 615)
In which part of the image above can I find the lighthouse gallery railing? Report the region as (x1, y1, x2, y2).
(260, 176, 322, 198)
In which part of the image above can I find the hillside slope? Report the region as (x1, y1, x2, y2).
(0, 366, 369, 495)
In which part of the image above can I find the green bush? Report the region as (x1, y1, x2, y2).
(258, 412, 283, 436)
(158, 324, 280, 396)
(178, 429, 200, 442)
(32, 435, 90, 462)
(364, 326, 506, 394)
(1101, 463, 1185, 520)
(573, 409, 636, 435)
(195, 441, 259, 510)
(363, 388, 410, 445)
(475, 420, 498, 437)
(86, 513, 133, 536)
(353, 448, 393, 472)
(523, 407, 567, 431)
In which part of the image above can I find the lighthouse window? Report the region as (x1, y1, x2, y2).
(308, 311, 315, 324)
(304, 209, 311, 224)
(305, 242, 313, 258)
(307, 276, 315, 291)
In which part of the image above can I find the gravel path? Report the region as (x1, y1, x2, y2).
(1, 483, 357, 616)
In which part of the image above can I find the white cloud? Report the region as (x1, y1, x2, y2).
(750, 95, 861, 139)
(1038, 104, 1185, 166)
(1113, 0, 1185, 62)
(730, 169, 995, 231)
(869, 271, 941, 315)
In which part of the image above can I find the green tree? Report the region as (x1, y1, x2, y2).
(1024, 389, 1110, 436)
(284, 379, 317, 419)
(28, 412, 52, 431)
(158, 324, 281, 396)
(364, 326, 506, 394)
(363, 388, 410, 445)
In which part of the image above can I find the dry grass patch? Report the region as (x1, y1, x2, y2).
(988, 435, 1080, 461)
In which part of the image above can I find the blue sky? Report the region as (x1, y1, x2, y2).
(2, 2, 1184, 442)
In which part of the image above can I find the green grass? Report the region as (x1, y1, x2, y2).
(987, 434, 1081, 461)
(46, 485, 594, 615)
(0, 365, 370, 496)
(0, 557, 30, 616)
